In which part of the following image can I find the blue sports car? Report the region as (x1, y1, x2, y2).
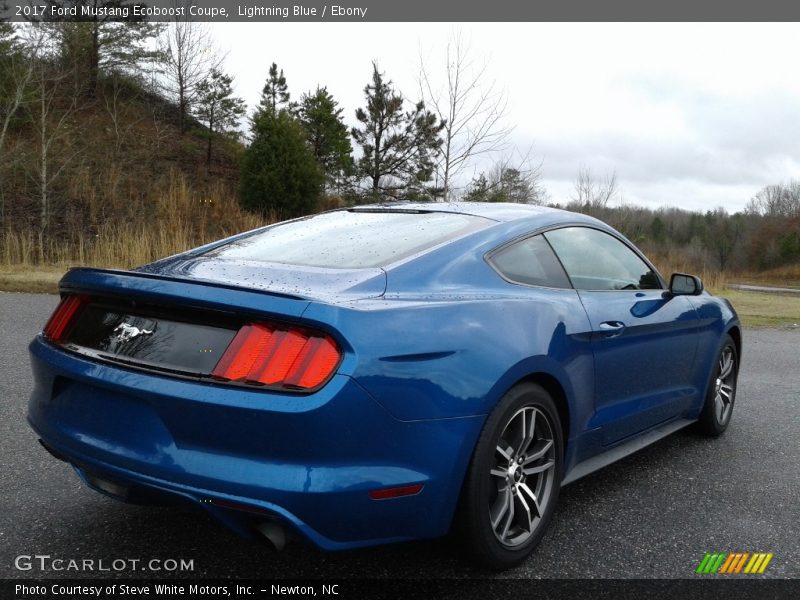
(28, 202, 740, 569)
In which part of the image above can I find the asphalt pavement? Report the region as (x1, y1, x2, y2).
(1, 291, 798, 580)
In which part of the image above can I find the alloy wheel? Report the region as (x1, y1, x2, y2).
(714, 346, 736, 425)
(488, 406, 557, 547)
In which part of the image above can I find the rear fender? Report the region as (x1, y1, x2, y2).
(303, 292, 594, 425)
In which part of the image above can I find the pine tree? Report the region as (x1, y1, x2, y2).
(258, 62, 290, 116)
(240, 111, 324, 219)
(47, 2, 163, 95)
(0, 21, 14, 57)
(351, 63, 443, 199)
(494, 168, 532, 203)
(463, 160, 546, 204)
(0, 20, 15, 75)
(194, 69, 245, 166)
(650, 216, 666, 244)
(464, 173, 490, 202)
(298, 86, 353, 191)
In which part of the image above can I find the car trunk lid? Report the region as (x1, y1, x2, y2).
(135, 255, 387, 302)
(48, 266, 351, 388)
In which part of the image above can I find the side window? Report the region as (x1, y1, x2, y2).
(544, 227, 661, 291)
(489, 234, 572, 289)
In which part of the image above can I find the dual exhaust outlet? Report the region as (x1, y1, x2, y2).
(255, 521, 287, 552)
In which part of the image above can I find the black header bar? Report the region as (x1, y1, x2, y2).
(3, 0, 800, 22)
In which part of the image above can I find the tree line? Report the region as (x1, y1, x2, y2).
(558, 171, 800, 273)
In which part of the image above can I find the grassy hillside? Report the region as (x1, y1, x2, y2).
(1, 73, 265, 268)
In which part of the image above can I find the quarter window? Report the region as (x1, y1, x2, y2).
(490, 234, 571, 289)
(544, 227, 661, 291)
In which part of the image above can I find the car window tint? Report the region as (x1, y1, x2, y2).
(544, 227, 661, 291)
(207, 210, 490, 269)
(490, 235, 571, 289)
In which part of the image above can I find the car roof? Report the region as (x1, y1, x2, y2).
(346, 202, 566, 223)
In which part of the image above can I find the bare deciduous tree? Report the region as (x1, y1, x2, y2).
(572, 165, 619, 209)
(745, 181, 800, 218)
(0, 24, 40, 161)
(705, 207, 742, 270)
(160, 3, 223, 132)
(419, 32, 512, 200)
(1, 24, 30, 226)
(102, 75, 144, 158)
(23, 25, 80, 232)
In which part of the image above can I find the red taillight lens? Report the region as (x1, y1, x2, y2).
(212, 323, 342, 391)
(42, 295, 88, 343)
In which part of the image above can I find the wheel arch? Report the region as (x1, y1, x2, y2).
(508, 372, 571, 457)
(459, 365, 576, 501)
(455, 369, 569, 567)
(726, 324, 742, 361)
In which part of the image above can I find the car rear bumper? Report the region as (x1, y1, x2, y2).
(28, 337, 484, 549)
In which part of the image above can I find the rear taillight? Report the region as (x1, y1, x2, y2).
(211, 323, 342, 391)
(42, 295, 88, 343)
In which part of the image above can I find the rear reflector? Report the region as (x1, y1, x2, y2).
(43, 295, 88, 342)
(368, 484, 424, 500)
(211, 323, 341, 391)
(205, 498, 272, 516)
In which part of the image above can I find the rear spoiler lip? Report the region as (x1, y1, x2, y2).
(60, 267, 307, 300)
(57, 267, 312, 320)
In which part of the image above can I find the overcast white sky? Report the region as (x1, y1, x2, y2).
(210, 23, 800, 213)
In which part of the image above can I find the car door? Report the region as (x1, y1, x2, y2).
(544, 226, 699, 445)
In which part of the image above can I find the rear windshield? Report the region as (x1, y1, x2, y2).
(207, 210, 490, 269)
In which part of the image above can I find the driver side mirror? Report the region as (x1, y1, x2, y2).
(669, 273, 704, 296)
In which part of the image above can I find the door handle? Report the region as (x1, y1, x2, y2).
(598, 321, 626, 338)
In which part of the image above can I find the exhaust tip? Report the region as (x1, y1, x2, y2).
(255, 521, 287, 551)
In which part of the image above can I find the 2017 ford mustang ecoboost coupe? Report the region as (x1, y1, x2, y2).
(28, 202, 741, 569)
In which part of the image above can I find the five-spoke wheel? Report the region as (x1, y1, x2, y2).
(459, 383, 562, 570)
(713, 346, 736, 425)
(489, 407, 556, 547)
(699, 334, 739, 436)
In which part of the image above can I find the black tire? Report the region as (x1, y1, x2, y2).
(458, 383, 563, 570)
(697, 335, 739, 436)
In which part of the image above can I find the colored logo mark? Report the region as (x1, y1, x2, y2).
(696, 552, 773, 574)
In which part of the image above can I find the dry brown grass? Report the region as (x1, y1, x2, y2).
(649, 257, 727, 293)
(1, 171, 267, 269)
(730, 264, 800, 289)
(1, 171, 268, 294)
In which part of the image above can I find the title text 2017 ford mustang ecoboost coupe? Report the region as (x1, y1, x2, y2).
(28, 203, 740, 569)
